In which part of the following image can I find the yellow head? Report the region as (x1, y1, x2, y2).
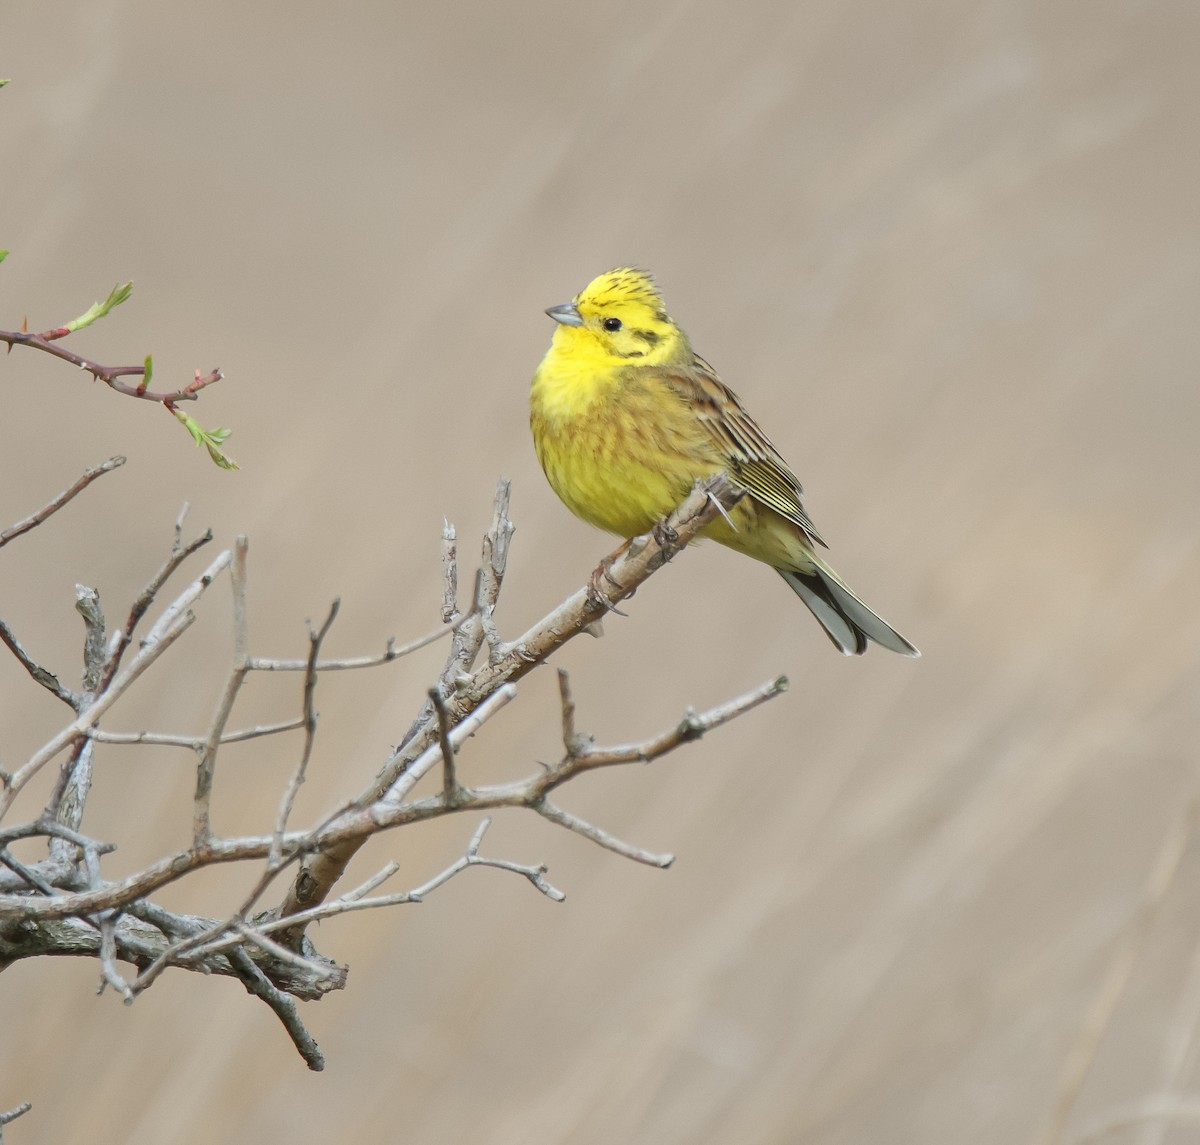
(544, 268, 690, 368)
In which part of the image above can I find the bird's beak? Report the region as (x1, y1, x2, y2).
(545, 302, 584, 327)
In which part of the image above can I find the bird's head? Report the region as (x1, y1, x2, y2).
(544, 268, 689, 368)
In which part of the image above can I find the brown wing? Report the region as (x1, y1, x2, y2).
(661, 353, 828, 548)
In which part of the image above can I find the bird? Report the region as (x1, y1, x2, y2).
(529, 267, 918, 657)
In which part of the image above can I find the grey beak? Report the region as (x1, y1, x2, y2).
(545, 302, 584, 327)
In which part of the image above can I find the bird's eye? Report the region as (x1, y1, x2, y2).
(602, 317, 622, 332)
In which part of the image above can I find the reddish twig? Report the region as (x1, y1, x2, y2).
(0, 327, 221, 404)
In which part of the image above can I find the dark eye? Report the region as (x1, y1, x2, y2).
(602, 317, 622, 332)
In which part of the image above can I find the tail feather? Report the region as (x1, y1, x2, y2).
(778, 562, 920, 658)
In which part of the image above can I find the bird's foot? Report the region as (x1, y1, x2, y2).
(652, 518, 679, 547)
(587, 541, 632, 616)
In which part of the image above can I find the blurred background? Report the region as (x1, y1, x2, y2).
(2, 1, 1198, 1142)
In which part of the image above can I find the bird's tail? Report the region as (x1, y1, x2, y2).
(778, 558, 920, 657)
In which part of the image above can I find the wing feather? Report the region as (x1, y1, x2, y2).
(661, 355, 827, 548)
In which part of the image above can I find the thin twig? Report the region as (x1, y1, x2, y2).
(2, 473, 787, 1045)
(192, 539, 249, 845)
(100, 508, 214, 690)
(244, 620, 455, 671)
(234, 923, 341, 982)
(222, 943, 324, 1071)
(479, 478, 513, 660)
(193, 822, 561, 958)
(535, 799, 674, 868)
(0, 619, 76, 706)
(431, 688, 461, 807)
(96, 912, 132, 1000)
(0, 456, 125, 549)
(0, 817, 115, 852)
(0, 326, 221, 404)
(341, 861, 402, 901)
(381, 684, 517, 804)
(557, 668, 582, 755)
(540, 675, 789, 783)
(272, 476, 740, 936)
(85, 717, 305, 748)
(3, 546, 234, 816)
(129, 848, 308, 997)
(0, 563, 214, 822)
(0, 667, 783, 924)
(272, 600, 340, 861)
(0, 846, 61, 894)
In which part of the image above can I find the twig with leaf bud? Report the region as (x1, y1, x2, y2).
(0, 263, 235, 467)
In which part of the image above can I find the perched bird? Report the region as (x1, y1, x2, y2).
(529, 268, 918, 657)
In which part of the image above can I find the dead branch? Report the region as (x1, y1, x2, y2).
(0, 456, 126, 550)
(274, 474, 745, 938)
(0, 472, 786, 1071)
(0, 1101, 33, 1143)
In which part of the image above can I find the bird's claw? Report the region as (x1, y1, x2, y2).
(652, 519, 679, 547)
(587, 550, 631, 616)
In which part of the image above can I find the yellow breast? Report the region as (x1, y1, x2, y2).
(530, 355, 713, 539)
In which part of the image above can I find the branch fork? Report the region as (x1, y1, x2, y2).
(0, 468, 784, 1074)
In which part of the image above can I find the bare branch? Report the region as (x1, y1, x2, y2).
(0, 845, 61, 894)
(48, 738, 96, 845)
(272, 476, 742, 937)
(0, 547, 232, 821)
(245, 620, 454, 672)
(0, 619, 76, 706)
(194, 821, 562, 957)
(0, 470, 788, 1075)
(0, 456, 125, 550)
(74, 585, 107, 692)
(234, 923, 341, 984)
(1, 601, 780, 933)
(479, 479, 513, 659)
(40, 587, 111, 834)
(85, 717, 305, 749)
(381, 684, 517, 804)
(192, 539, 249, 845)
(0, 817, 115, 853)
(431, 687, 461, 808)
(557, 668, 582, 755)
(223, 943, 325, 1071)
(96, 912, 133, 1001)
(100, 507, 214, 689)
(541, 674, 789, 783)
(272, 600, 340, 860)
(342, 861, 402, 901)
(441, 518, 458, 623)
(0, 1101, 33, 1139)
(535, 800, 674, 868)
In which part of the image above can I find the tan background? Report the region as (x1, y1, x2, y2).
(2, 2, 1199, 1142)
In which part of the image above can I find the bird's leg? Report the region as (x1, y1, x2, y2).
(587, 539, 632, 616)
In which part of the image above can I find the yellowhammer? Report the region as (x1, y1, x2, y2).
(530, 267, 919, 657)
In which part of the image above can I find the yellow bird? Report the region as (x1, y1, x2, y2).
(530, 268, 918, 657)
